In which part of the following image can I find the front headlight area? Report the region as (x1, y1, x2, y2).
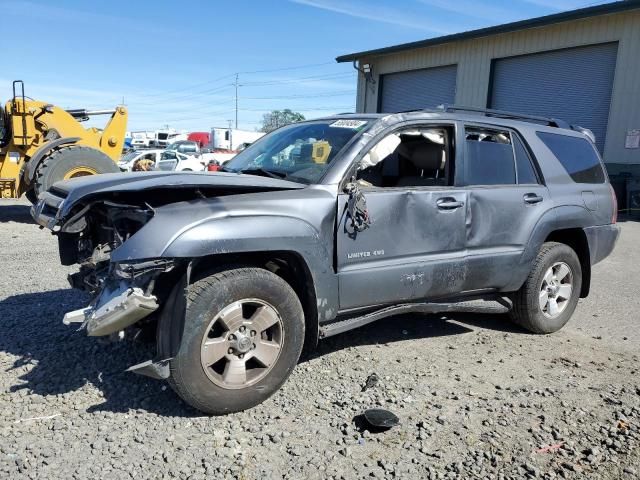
(64, 258, 177, 336)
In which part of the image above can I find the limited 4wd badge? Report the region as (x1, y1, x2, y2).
(347, 250, 385, 259)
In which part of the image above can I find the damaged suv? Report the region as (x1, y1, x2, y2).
(32, 107, 619, 414)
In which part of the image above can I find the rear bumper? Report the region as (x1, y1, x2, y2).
(584, 224, 620, 266)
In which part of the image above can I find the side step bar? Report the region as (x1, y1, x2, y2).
(319, 298, 511, 339)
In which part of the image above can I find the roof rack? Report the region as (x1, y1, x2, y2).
(438, 105, 570, 129)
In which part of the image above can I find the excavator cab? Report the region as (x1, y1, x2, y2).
(0, 80, 128, 201)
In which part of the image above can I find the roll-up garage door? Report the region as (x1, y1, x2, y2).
(379, 64, 457, 113)
(490, 42, 618, 153)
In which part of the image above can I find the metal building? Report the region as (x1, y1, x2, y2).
(337, 1, 640, 207)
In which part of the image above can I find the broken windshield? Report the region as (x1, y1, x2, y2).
(224, 119, 370, 184)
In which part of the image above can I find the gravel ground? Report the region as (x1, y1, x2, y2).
(1, 198, 639, 479)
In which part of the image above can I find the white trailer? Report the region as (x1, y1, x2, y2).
(210, 127, 264, 151)
(130, 131, 155, 149)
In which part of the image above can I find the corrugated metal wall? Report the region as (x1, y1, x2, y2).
(355, 10, 640, 169)
(379, 64, 457, 112)
(490, 42, 619, 153)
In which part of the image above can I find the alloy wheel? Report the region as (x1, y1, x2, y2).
(539, 262, 573, 319)
(200, 299, 284, 389)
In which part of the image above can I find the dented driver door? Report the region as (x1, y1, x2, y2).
(335, 185, 468, 311)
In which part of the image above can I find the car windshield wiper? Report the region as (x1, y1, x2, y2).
(239, 168, 287, 179)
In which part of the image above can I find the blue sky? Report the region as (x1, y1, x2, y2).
(1, 0, 610, 132)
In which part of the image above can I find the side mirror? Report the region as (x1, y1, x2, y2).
(344, 179, 370, 233)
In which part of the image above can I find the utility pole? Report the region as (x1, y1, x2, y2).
(234, 73, 239, 129)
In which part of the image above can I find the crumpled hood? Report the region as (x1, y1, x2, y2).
(50, 171, 305, 218)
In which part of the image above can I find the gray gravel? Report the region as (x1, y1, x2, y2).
(1, 198, 639, 479)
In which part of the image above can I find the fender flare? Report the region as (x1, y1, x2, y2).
(23, 137, 81, 183)
(506, 204, 593, 292)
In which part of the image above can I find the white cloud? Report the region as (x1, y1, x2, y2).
(290, 0, 457, 33)
(521, 0, 594, 11)
(1, 0, 166, 34)
(418, 0, 523, 22)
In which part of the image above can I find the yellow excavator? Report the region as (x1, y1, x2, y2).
(0, 80, 128, 202)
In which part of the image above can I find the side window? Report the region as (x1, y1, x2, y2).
(355, 126, 453, 188)
(513, 134, 539, 184)
(463, 127, 515, 185)
(536, 131, 605, 184)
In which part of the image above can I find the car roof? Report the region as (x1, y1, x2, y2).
(312, 110, 588, 139)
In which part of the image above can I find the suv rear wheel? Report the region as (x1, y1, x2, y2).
(169, 267, 305, 414)
(510, 242, 582, 334)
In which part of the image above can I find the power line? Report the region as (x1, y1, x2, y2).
(242, 72, 355, 87)
(129, 72, 354, 106)
(239, 106, 353, 112)
(236, 61, 336, 75)
(242, 90, 355, 100)
(131, 85, 235, 106)
(134, 61, 341, 98)
(137, 73, 237, 98)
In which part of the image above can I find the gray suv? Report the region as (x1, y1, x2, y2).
(32, 107, 620, 414)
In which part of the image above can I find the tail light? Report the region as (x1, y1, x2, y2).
(610, 183, 618, 224)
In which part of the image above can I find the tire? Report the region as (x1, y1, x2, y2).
(34, 146, 120, 196)
(169, 267, 305, 415)
(24, 188, 38, 204)
(510, 242, 582, 334)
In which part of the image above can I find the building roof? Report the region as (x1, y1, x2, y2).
(336, 0, 640, 63)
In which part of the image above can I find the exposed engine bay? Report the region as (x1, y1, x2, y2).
(59, 199, 174, 336)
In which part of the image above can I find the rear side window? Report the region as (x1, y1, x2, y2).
(537, 132, 605, 183)
(513, 135, 539, 184)
(464, 127, 515, 185)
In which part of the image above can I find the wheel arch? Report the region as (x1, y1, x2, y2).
(511, 205, 593, 296)
(156, 250, 321, 361)
(191, 250, 320, 354)
(544, 228, 591, 298)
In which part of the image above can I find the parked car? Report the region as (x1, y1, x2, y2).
(117, 150, 163, 172)
(32, 107, 619, 415)
(154, 141, 206, 171)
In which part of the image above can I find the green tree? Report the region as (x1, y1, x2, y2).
(260, 109, 305, 133)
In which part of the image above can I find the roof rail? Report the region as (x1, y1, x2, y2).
(438, 105, 570, 129)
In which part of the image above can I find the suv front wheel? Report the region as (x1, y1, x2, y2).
(510, 242, 582, 334)
(169, 267, 305, 415)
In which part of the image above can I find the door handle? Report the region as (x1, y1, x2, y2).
(436, 197, 464, 210)
(523, 193, 544, 204)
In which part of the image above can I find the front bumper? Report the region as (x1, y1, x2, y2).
(31, 190, 66, 231)
(64, 284, 158, 336)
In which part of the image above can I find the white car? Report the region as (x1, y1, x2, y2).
(155, 150, 207, 172)
(117, 150, 164, 172)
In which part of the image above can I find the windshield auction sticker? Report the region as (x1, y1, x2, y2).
(330, 119, 368, 129)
